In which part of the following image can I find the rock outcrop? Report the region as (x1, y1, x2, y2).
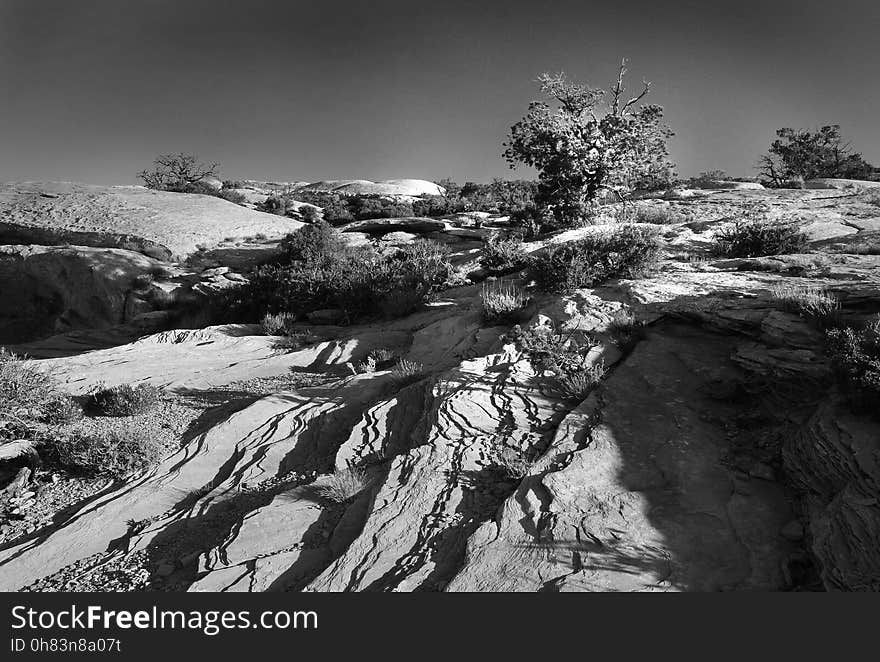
(0, 182, 303, 261)
(0, 245, 158, 344)
(2, 186, 879, 592)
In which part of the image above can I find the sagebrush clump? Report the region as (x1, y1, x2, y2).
(494, 447, 531, 480)
(315, 466, 369, 504)
(261, 311, 297, 336)
(532, 225, 661, 292)
(550, 362, 605, 402)
(608, 310, 647, 353)
(512, 324, 594, 374)
(87, 383, 160, 417)
(480, 235, 529, 275)
(713, 219, 807, 257)
(826, 316, 880, 416)
(0, 350, 81, 460)
(45, 424, 163, 479)
(771, 284, 840, 329)
(481, 281, 530, 326)
(391, 359, 426, 386)
(233, 223, 454, 325)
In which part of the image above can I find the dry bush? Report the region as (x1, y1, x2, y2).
(771, 284, 840, 329)
(0, 350, 81, 460)
(369, 348, 397, 363)
(610, 204, 694, 225)
(494, 447, 531, 480)
(481, 281, 530, 326)
(315, 466, 369, 504)
(45, 423, 163, 479)
(826, 315, 880, 416)
(608, 310, 647, 353)
(713, 219, 807, 257)
(353, 356, 377, 374)
(87, 383, 160, 417)
(532, 225, 662, 292)
(261, 311, 297, 336)
(480, 235, 529, 275)
(512, 324, 595, 374)
(390, 359, 426, 386)
(550, 362, 606, 402)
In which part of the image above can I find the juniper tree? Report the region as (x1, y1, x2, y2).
(503, 60, 675, 229)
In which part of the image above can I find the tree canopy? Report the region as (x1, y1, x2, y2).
(503, 61, 675, 228)
(758, 125, 875, 186)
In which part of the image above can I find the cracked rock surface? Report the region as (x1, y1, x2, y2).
(2, 186, 879, 591)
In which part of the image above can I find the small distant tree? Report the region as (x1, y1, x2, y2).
(503, 60, 675, 229)
(758, 125, 874, 187)
(138, 153, 220, 192)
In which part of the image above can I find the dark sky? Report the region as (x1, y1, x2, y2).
(1, 0, 878, 185)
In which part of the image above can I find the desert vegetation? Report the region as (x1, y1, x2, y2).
(772, 285, 840, 329)
(532, 225, 661, 291)
(86, 383, 160, 417)
(0, 352, 163, 482)
(44, 425, 162, 480)
(503, 61, 675, 230)
(713, 218, 808, 258)
(758, 125, 876, 187)
(315, 466, 370, 504)
(0, 351, 80, 461)
(826, 316, 880, 416)
(480, 234, 529, 275)
(480, 281, 530, 326)
(228, 222, 455, 325)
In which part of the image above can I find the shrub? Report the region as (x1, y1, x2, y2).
(0, 350, 62, 422)
(369, 348, 397, 365)
(217, 189, 246, 205)
(532, 225, 662, 292)
(481, 235, 529, 275)
(41, 395, 84, 426)
(481, 281, 530, 326)
(261, 311, 297, 336)
(279, 220, 345, 263)
(631, 205, 694, 225)
(512, 324, 594, 374)
(315, 466, 369, 503)
(87, 383, 160, 417)
(259, 195, 304, 218)
(608, 310, 647, 353)
(550, 362, 605, 401)
(138, 153, 219, 191)
(353, 356, 377, 374)
(771, 284, 840, 329)
(232, 235, 453, 325)
(494, 448, 531, 480)
(300, 206, 322, 223)
(826, 316, 880, 415)
(46, 424, 162, 479)
(351, 197, 414, 220)
(0, 350, 79, 456)
(391, 359, 426, 386)
(713, 220, 807, 258)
